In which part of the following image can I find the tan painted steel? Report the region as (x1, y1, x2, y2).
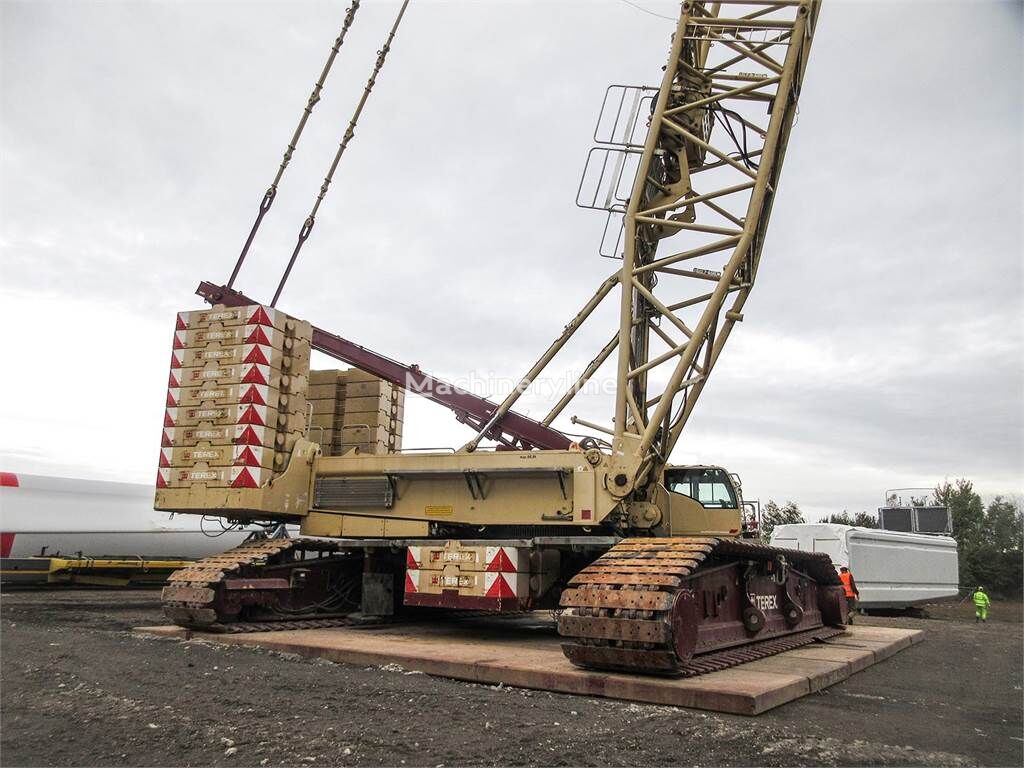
(302, 447, 615, 535)
(155, 438, 318, 519)
(307, 368, 404, 456)
(158, 431, 741, 541)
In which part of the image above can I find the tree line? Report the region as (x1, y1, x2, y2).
(935, 479, 1022, 598)
(758, 480, 1022, 598)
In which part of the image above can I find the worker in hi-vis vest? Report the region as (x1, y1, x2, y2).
(972, 586, 991, 623)
(839, 566, 859, 624)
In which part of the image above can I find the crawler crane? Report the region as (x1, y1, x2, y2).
(157, 0, 847, 676)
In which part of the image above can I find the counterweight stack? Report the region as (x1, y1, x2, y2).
(158, 306, 312, 495)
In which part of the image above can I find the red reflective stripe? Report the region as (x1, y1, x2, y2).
(485, 573, 516, 599)
(239, 385, 267, 405)
(241, 365, 268, 385)
(230, 468, 259, 488)
(0, 532, 14, 557)
(248, 306, 273, 327)
(243, 345, 270, 365)
(485, 548, 517, 573)
(238, 406, 265, 426)
(0, 472, 19, 487)
(244, 326, 272, 345)
(235, 426, 262, 446)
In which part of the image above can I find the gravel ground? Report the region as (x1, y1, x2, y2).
(1, 590, 1021, 767)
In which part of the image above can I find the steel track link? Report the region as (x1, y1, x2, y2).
(674, 626, 845, 676)
(557, 537, 844, 676)
(199, 617, 363, 634)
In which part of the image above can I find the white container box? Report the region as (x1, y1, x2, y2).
(771, 523, 959, 608)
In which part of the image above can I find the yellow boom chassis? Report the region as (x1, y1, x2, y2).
(155, 438, 744, 541)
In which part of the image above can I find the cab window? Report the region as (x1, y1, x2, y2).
(665, 467, 737, 509)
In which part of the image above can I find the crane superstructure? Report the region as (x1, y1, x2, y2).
(156, 0, 846, 676)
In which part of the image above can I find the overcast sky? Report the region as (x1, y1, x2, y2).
(1, 0, 1021, 519)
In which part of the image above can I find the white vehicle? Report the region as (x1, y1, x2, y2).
(771, 523, 959, 609)
(0, 472, 257, 560)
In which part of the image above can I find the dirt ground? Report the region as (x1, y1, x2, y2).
(2, 591, 1021, 768)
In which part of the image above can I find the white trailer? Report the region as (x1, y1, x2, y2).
(770, 523, 959, 609)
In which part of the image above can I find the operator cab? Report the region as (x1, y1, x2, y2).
(659, 465, 744, 537)
(664, 466, 738, 508)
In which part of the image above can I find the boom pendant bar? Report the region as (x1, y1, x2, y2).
(226, 1, 362, 289)
(271, 0, 412, 307)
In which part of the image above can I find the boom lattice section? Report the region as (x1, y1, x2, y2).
(459, 0, 821, 491)
(610, 0, 821, 479)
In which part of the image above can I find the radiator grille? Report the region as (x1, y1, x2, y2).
(314, 477, 393, 509)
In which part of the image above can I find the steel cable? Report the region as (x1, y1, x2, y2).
(271, 0, 412, 307)
(226, 1, 363, 289)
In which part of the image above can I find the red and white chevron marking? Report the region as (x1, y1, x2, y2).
(157, 444, 272, 469)
(485, 546, 518, 573)
(405, 546, 422, 593)
(165, 383, 274, 408)
(164, 403, 277, 428)
(170, 343, 284, 370)
(161, 424, 273, 448)
(175, 305, 281, 332)
(484, 571, 519, 599)
(156, 465, 270, 489)
(170, 363, 279, 388)
(173, 323, 282, 351)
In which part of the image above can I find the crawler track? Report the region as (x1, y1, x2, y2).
(162, 538, 357, 629)
(558, 537, 846, 676)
